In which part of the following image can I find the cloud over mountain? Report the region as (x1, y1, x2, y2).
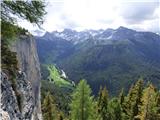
(19, 0, 160, 34)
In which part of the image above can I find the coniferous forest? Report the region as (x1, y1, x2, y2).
(41, 78, 160, 120)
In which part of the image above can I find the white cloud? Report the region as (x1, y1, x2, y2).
(18, 0, 160, 34)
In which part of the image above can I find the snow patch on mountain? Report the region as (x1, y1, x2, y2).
(40, 27, 160, 46)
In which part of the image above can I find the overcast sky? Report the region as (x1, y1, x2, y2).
(18, 0, 160, 35)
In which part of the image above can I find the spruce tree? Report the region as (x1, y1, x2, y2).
(70, 80, 95, 120)
(119, 88, 126, 119)
(97, 86, 109, 120)
(1, 1, 46, 26)
(42, 92, 58, 120)
(138, 84, 158, 120)
(123, 79, 144, 120)
(108, 98, 122, 120)
(119, 88, 125, 106)
(155, 91, 160, 117)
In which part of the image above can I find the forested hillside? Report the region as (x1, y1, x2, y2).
(36, 27, 160, 95)
(40, 64, 160, 120)
(41, 79, 160, 120)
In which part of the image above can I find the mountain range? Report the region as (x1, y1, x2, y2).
(35, 26, 160, 95)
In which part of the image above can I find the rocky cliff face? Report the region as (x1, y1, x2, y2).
(1, 35, 42, 120)
(1, 72, 34, 120)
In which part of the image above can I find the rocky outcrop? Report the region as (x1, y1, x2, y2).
(1, 72, 34, 120)
(11, 35, 42, 120)
(1, 109, 10, 120)
(1, 35, 42, 120)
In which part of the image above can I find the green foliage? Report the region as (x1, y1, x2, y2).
(1, 21, 18, 41)
(119, 88, 125, 106)
(1, 39, 18, 80)
(1, 1, 46, 25)
(108, 98, 122, 120)
(41, 78, 160, 120)
(1, 21, 30, 43)
(41, 80, 73, 116)
(97, 86, 109, 120)
(136, 84, 159, 120)
(41, 64, 75, 116)
(1, 0, 46, 75)
(40, 64, 50, 80)
(37, 37, 160, 95)
(1, 0, 46, 42)
(47, 65, 73, 87)
(156, 92, 160, 115)
(42, 92, 58, 120)
(122, 79, 144, 119)
(70, 80, 96, 120)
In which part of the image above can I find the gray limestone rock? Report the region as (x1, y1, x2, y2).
(1, 35, 42, 120)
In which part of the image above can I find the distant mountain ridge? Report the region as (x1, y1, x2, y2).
(35, 26, 160, 95)
(37, 26, 159, 44)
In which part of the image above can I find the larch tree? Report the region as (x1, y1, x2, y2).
(42, 92, 58, 120)
(155, 91, 160, 118)
(108, 98, 122, 120)
(97, 86, 109, 120)
(70, 80, 96, 120)
(123, 79, 144, 120)
(137, 84, 158, 120)
(119, 88, 125, 106)
(118, 88, 126, 119)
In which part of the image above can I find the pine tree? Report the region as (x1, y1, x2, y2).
(118, 88, 126, 120)
(119, 88, 125, 106)
(108, 98, 122, 120)
(57, 112, 64, 120)
(137, 84, 158, 120)
(70, 80, 95, 120)
(155, 91, 160, 117)
(123, 79, 144, 120)
(1, 1, 46, 26)
(1, 1, 46, 41)
(42, 92, 58, 120)
(97, 86, 109, 120)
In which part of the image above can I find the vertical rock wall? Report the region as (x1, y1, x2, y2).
(10, 35, 42, 120)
